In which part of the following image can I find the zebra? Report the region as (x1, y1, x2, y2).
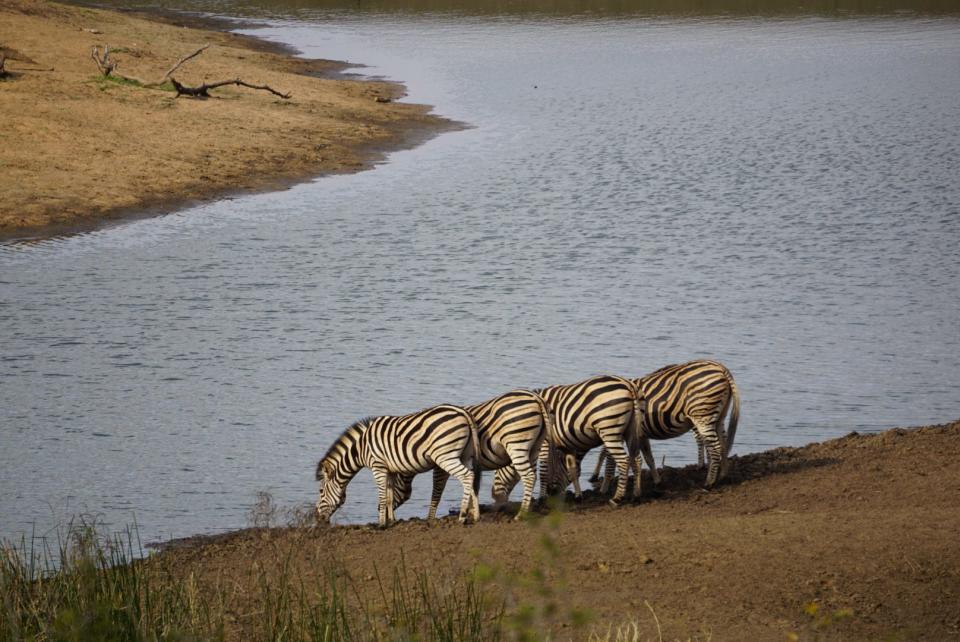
(492, 375, 643, 506)
(315, 404, 481, 528)
(386, 389, 555, 520)
(589, 360, 740, 490)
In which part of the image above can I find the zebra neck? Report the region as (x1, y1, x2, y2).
(326, 425, 366, 485)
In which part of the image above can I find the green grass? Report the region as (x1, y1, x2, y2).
(91, 76, 177, 93)
(0, 517, 505, 642)
(3, 508, 690, 641)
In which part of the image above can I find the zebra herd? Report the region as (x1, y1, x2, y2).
(315, 359, 740, 527)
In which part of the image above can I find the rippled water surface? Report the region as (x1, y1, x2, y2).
(2, 10, 959, 544)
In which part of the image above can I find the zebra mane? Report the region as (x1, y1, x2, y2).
(315, 417, 372, 481)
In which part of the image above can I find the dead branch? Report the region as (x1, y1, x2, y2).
(162, 43, 210, 83)
(91, 45, 115, 76)
(1, 45, 38, 66)
(170, 77, 291, 99)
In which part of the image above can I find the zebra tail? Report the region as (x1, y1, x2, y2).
(531, 391, 560, 491)
(315, 459, 325, 482)
(464, 408, 483, 495)
(630, 383, 644, 451)
(723, 370, 741, 466)
(613, 375, 644, 450)
(530, 390, 558, 448)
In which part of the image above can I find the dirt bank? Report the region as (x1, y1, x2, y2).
(150, 419, 960, 640)
(0, 0, 452, 239)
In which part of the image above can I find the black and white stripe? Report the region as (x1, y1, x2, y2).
(390, 389, 555, 520)
(315, 404, 481, 527)
(632, 359, 740, 488)
(494, 375, 642, 506)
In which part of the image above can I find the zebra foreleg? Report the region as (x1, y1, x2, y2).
(564, 453, 583, 499)
(434, 457, 479, 524)
(370, 465, 393, 528)
(638, 436, 662, 487)
(427, 468, 450, 521)
(630, 452, 643, 499)
(588, 449, 606, 483)
(392, 473, 414, 510)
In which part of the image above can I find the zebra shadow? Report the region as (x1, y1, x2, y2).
(481, 449, 841, 514)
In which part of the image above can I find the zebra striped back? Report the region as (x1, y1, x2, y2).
(467, 389, 553, 470)
(632, 359, 740, 487)
(389, 390, 554, 520)
(537, 376, 638, 455)
(537, 375, 641, 504)
(315, 404, 481, 527)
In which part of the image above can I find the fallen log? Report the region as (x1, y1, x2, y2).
(161, 43, 209, 84)
(169, 77, 291, 99)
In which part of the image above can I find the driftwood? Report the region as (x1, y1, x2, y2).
(161, 44, 209, 83)
(87, 42, 290, 99)
(169, 77, 291, 99)
(91, 45, 115, 76)
(0, 45, 51, 73)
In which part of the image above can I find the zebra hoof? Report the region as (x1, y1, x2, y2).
(608, 498, 620, 507)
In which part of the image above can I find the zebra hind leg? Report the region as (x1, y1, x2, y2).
(599, 450, 617, 495)
(694, 418, 724, 488)
(597, 437, 630, 506)
(506, 446, 538, 520)
(428, 468, 450, 521)
(434, 456, 479, 524)
(694, 430, 706, 469)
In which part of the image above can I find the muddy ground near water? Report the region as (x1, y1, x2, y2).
(151, 419, 960, 640)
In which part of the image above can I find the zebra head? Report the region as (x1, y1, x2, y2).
(315, 461, 347, 524)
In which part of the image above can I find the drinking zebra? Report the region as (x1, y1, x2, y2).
(387, 389, 555, 520)
(634, 359, 739, 488)
(315, 404, 481, 527)
(493, 375, 643, 506)
(590, 360, 740, 490)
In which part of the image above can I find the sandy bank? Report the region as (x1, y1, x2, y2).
(0, 0, 452, 239)
(151, 419, 960, 640)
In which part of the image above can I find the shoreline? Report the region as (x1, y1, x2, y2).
(4, 418, 959, 639)
(142, 418, 960, 639)
(0, 0, 458, 241)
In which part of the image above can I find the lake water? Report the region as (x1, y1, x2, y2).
(1, 1, 959, 545)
